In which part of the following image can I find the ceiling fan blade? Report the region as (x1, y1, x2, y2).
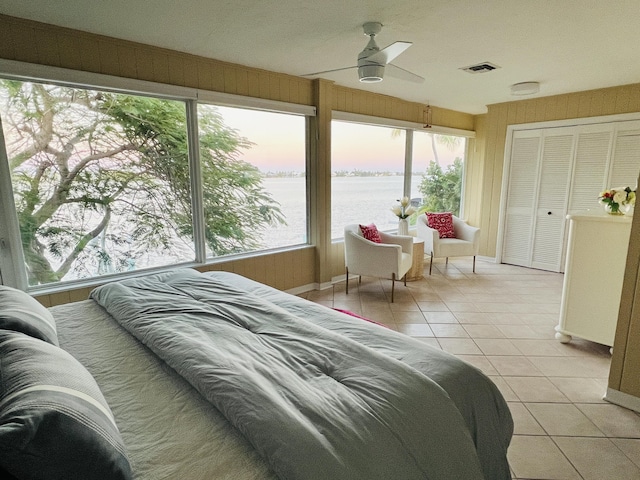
(386, 64, 425, 83)
(364, 41, 412, 65)
(301, 66, 357, 77)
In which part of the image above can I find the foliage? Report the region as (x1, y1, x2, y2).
(418, 158, 463, 215)
(1, 80, 285, 285)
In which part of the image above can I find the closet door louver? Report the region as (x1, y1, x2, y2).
(502, 133, 540, 267)
(609, 127, 640, 188)
(568, 128, 613, 213)
(531, 132, 574, 271)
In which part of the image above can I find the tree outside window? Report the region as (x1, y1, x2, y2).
(0, 80, 287, 286)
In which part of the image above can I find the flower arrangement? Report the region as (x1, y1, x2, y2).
(598, 187, 636, 214)
(391, 196, 416, 219)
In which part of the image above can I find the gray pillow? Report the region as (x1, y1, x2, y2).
(0, 285, 58, 345)
(0, 331, 133, 480)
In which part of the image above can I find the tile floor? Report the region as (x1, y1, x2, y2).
(299, 257, 640, 480)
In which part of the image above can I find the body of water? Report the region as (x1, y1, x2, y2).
(261, 175, 424, 247)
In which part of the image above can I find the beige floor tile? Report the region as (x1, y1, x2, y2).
(474, 338, 522, 356)
(332, 299, 363, 312)
(525, 403, 604, 436)
(508, 302, 553, 314)
(391, 310, 427, 324)
(511, 339, 568, 356)
(475, 302, 515, 313)
(395, 323, 435, 337)
(517, 313, 560, 326)
(508, 435, 581, 479)
(554, 436, 640, 480)
(388, 301, 420, 312)
(437, 338, 482, 355)
(359, 309, 395, 324)
(416, 301, 449, 312)
(488, 376, 519, 402)
(462, 324, 505, 338)
(423, 311, 458, 323)
(528, 356, 611, 378)
(508, 402, 546, 435)
(497, 324, 548, 339)
(429, 323, 469, 338)
(576, 404, 640, 438)
(528, 325, 559, 340)
(409, 292, 441, 302)
(465, 293, 510, 303)
(487, 356, 543, 376)
(456, 355, 499, 375)
(548, 377, 608, 403)
(487, 313, 525, 325)
(504, 376, 569, 403)
(611, 438, 640, 468)
(443, 301, 479, 312)
(436, 294, 470, 305)
(453, 312, 494, 324)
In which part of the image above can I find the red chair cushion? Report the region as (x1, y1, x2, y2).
(359, 223, 382, 243)
(426, 212, 456, 238)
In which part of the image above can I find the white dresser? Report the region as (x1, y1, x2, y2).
(556, 210, 632, 347)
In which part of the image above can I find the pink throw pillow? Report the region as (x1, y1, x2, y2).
(426, 212, 456, 238)
(359, 223, 382, 243)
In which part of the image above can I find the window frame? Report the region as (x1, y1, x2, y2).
(330, 111, 474, 241)
(0, 59, 315, 293)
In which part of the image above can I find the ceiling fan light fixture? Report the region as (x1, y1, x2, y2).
(359, 64, 384, 83)
(510, 81, 540, 96)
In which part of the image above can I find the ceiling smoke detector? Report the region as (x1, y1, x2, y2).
(510, 81, 540, 95)
(460, 62, 501, 74)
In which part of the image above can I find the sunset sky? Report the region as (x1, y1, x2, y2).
(217, 106, 464, 173)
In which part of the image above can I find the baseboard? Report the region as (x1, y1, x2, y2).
(604, 387, 640, 413)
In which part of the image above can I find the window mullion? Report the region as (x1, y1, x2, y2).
(404, 129, 413, 198)
(186, 101, 207, 263)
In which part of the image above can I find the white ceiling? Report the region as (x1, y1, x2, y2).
(2, 0, 640, 114)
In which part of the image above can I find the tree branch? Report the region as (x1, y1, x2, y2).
(55, 206, 111, 279)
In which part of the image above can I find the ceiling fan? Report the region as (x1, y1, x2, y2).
(304, 22, 425, 84)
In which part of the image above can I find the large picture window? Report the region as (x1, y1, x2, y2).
(331, 119, 468, 240)
(331, 121, 406, 239)
(0, 78, 310, 289)
(0, 80, 193, 286)
(198, 105, 307, 256)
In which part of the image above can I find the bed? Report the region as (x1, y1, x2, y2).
(0, 269, 513, 480)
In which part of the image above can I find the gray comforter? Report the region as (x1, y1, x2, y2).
(91, 269, 512, 480)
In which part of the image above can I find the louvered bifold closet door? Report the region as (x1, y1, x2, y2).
(567, 125, 614, 212)
(502, 132, 541, 267)
(609, 122, 640, 189)
(531, 131, 575, 271)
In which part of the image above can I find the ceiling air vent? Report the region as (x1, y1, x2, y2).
(460, 62, 501, 74)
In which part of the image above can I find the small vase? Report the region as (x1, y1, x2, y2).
(398, 218, 409, 235)
(604, 203, 623, 216)
(622, 204, 635, 217)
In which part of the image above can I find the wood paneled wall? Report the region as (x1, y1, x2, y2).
(0, 15, 314, 105)
(476, 83, 640, 257)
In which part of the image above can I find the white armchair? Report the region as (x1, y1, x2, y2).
(416, 214, 480, 275)
(343, 224, 413, 302)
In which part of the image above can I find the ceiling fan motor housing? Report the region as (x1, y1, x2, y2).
(358, 26, 384, 82)
(358, 64, 384, 83)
